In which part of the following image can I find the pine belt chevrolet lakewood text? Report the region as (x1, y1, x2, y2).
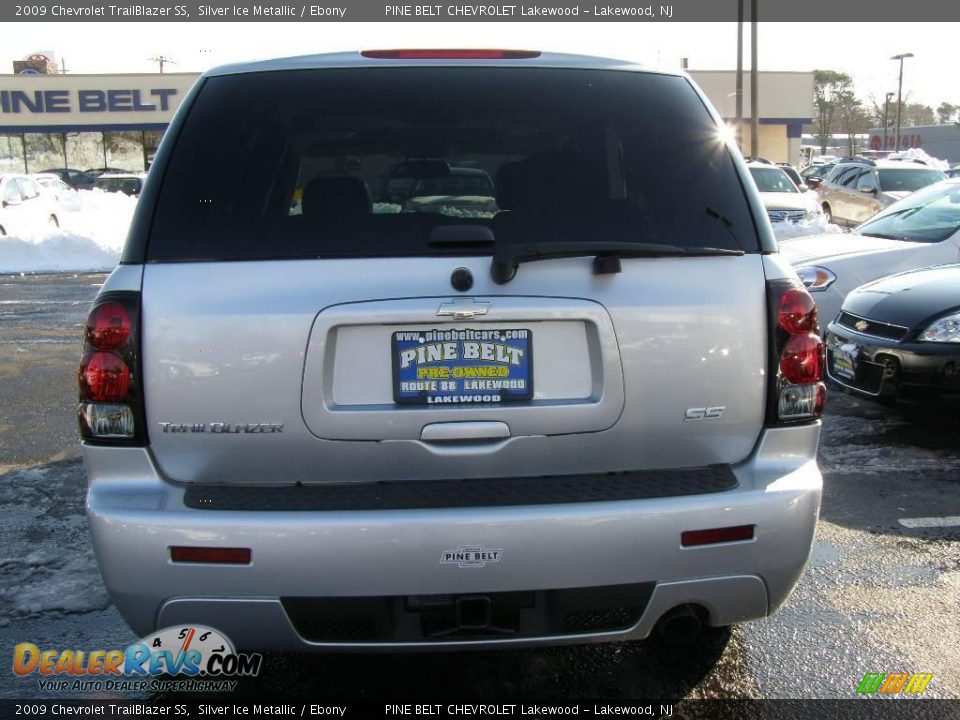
(79, 50, 825, 650)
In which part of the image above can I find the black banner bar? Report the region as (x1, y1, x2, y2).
(4, 0, 960, 23)
(1, 700, 959, 720)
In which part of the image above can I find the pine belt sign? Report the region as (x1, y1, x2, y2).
(0, 73, 198, 131)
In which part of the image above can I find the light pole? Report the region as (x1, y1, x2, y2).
(891, 53, 913, 152)
(883, 91, 895, 151)
(735, 0, 743, 152)
(750, 0, 758, 158)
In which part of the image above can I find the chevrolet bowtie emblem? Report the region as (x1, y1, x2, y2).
(855, 320, 870, 332)
(436, 299, 491, 320)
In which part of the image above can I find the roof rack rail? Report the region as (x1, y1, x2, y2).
(836, 156, 876, 166)
(886, 156, 928, 165)
(745, 156, 774, 165)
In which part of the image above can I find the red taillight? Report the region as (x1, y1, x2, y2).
(682, 525, 755, 547)
(778, 287, 818, 335)
(86, 301, 131, 350)
(361, 49, 541, 60)
(78, 293, 142, 443)
(81, 351, 131, 402)
(767, 280, 825, 424)
(780, 333, 824, 384)
(170, 547, 252, 564)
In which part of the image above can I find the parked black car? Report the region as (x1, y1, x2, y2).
(84, 166, 133, 179)
(92, 173, 146, 197)
(826, 264, 960, 409)
(799, 162, 835, 189)
(38, 167, 96, 190)
(777, 163, 807, 192)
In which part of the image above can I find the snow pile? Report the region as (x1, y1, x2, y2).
(0, 189, 137, 273)
(886, 148, 950, 171)
(771, 215, 844, 241)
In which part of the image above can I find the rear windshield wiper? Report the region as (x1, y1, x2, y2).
(491, 241, 744, 284)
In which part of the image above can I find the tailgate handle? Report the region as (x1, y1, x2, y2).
(420, 422, 510, 442)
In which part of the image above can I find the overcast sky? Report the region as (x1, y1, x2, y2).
(4, 22, 956, 109)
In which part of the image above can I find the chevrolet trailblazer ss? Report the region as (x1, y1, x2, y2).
(80, 50, 824, 650)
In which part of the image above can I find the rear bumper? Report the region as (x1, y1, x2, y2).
(84, 424, 821, 650)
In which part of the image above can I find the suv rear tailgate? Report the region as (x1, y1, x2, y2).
(141, 254, 767, 484)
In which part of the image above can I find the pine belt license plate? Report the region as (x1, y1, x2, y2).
(392, 329, 533, 405)
(830, 343, 859, 381)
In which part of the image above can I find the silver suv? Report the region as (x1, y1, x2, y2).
(818, 159, 945, 226)
(79, 50, 824, 651)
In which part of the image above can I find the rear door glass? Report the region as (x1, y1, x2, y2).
(148, 67, 759, 261)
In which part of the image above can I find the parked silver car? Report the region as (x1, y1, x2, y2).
(80, 50, 824, 651)
(747, 161, 821, 225)
(818, 159, 945, 227)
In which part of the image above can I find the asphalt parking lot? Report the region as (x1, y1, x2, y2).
(0, 271, 957, 701)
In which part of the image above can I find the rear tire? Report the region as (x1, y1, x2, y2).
(0, 225, 6, 236)
(821, 204, 832, 225)
(49, 215, 59, 229)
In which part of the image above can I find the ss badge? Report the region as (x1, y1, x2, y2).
(684, 406, 725, 421)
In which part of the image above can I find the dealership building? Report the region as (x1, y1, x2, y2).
(865, 123, 960, 164)
(0, 66, 814, 174)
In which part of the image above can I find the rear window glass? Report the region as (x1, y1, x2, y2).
(749, 167, 798, 193)
(877, 168, 946, 193)
(95, 178, 142, 195)
(148, 68, 759, 261)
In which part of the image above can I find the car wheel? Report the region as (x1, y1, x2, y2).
(49, 215, 59, 229)
(821, 204, 832, 224)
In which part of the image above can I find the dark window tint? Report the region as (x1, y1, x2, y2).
(95, 177, 142, 196)
(749, 167, 798, 193)
(877, 168, 946, 193)
(833, 165, 863, 187)
(842, 168, 869, 188)
(148, 68, 758, 261)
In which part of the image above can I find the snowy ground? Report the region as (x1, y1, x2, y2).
(770, 215, 842, 241)
(0, 190, 137, 273)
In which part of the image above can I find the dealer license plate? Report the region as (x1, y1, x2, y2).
(392, 329, 533, 405)
(830, 344, 859, 381)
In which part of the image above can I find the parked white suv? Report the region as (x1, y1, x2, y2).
(80, 50, 824, 651)
(0, 174, 60, 235)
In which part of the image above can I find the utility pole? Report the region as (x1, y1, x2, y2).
(750, 0, 758, 157)
(891, 53, 913, 152)
(735, 0, 743, 152)
(883, 91, 894, 151)
(148, 55, 176, 74)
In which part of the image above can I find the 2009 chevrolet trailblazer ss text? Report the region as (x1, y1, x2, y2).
(79, 49, 825, 650)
